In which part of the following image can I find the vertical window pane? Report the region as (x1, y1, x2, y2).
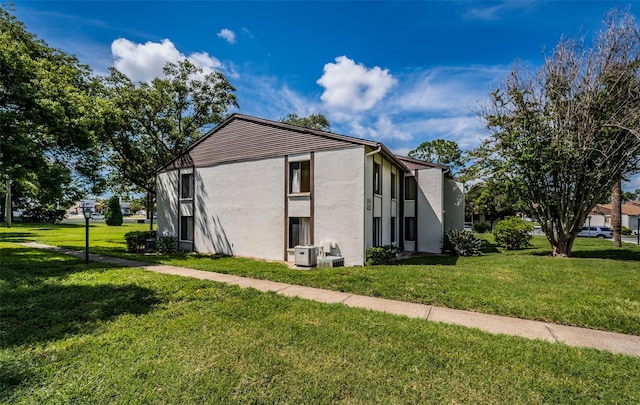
(391, 173, 396, 199)
(405, 176, 416, 200)
(405, 217, 416, 241)
(289, 161, 310, 193)
(391, 217, 396, 243)
(289, 217, 310, 248)
(373, 217, 381, 246)
(374, 162, 381, 195)
(181, 173, 193, 198)
(181, 216, 193, 241)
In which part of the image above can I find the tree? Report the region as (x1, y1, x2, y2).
(478, 9, 640, 257)
(105, 195, 123, 226)
(101, 60, 238, 229)
(464, 177, 528, 225)
(280, 113, 331, 131)
(0, 7, 106, 225)
(408, 139, 466, 174)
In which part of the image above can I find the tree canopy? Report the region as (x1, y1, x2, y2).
(408, 139, 466, 174)
(478, 9, 640, 256)
(1, 6, 106, 218)
(280, 113, 331, 131)
(100, 59, 238, 227)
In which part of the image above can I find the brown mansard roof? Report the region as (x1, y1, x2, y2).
(158, 113, 410, 173)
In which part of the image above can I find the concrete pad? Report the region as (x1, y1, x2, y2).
(277, 285, 352, 304)
(547, 324, 640, 356)
(342, 295, 431, 319)
(428, 307, 556, 342)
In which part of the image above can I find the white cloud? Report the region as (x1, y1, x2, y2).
(217, 28, 237, 44)
(317, 56, 397, 112)
(111, 38, 222, 82)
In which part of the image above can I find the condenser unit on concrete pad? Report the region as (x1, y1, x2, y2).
(294, 245, 318, 267)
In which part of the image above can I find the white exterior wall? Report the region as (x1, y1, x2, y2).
(157, 170, 179, 238)
(416, 168, 444, 253)
(314, 147, 366, 266)
(194, 157, 284, 260)
(443, 177, 465, 232)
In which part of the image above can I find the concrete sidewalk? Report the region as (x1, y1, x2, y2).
(20, 242, 640, 357)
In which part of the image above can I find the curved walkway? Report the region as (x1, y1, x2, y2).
(21, 242, 640, 357)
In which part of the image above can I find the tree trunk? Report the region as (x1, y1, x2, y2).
(146, 192, 154, 231)
(612, 180, 622, 248)
(4, 179, 11, 228)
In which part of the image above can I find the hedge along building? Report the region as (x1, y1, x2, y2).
(156, 114, 464, 266)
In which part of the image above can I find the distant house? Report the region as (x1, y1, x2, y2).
(587, 202, 640, 230)
(156, 114, 464, 266)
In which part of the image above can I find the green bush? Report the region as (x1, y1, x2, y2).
(20, 207, 66, 223)
(157, 236, 178, 253)
(473, 222, 491, 233)
(445, 229, 484, 256)
(621, 226, 632, 235)
(105, 195, 123, 226)
(124, 230, 157, 253)
(366, 245, 401, 265)
(493, 217, 533, 250)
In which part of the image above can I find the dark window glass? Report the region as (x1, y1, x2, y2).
(405, 176, 416, 200)
(373, 163, 381, 195)
(405, 217, 416, 241)
(180, 216, 194, 241)
(181, 173, 193, 199)
(289, 161, 311, 193)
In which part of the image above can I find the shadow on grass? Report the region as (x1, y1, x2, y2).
(0, 246, 161, 348)
(569, 248, 640, 261)
(396, 255, 459, 266)
(0, 231, 35, 243)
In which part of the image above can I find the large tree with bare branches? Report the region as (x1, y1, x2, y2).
(478, 9, 640, 257)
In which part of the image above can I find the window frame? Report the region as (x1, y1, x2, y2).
(404, 217, 416, 241)
(289, 161, 311, 194)
(180, 215, 194, 242)
(404, 176, 416, 200)
(373, 162, 382, 195)
(180, 173, 194, 199)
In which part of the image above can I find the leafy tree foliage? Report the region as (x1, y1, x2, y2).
(464, 178, 528, 225)
(280, 113, 331, 131)
(100, 60, 238, 228)
(0, 7, 106, 220)
(105, 195, 123, 226)
(478, 9, 640, 257)
(408, 139, 466, 174)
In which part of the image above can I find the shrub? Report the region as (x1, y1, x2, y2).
(105, 196, 123, 226)
(157, 236, 178, 253)
(20, 207, 66, 224)
(366, 245, 401, 265)
(473, 222, 491, 233)
(445, 229, 484, 256)
(124, 230, 157, 253)
(493, 217, 533, 250)
(621, 226, 632, 236)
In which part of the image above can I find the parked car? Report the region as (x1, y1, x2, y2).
(463, 222, 473, 231)
(90, 213, 104, 220)
(577, 226, 613, 239)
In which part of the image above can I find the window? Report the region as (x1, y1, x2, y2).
(391, 173, 396, 199)
(180, 215, 194, 241)
(405, 176, 416, 200)
(289, 161, 310, 193)
(373, 162, 381, 195)
(289, 217, 310, 248)
(405, 217, 416, 241)
(181, 173, 193, 199)
(391, 217, 396, 243)
(373, 217, 382, 246)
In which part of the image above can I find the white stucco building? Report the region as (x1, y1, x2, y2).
(156, 114, 464, 266)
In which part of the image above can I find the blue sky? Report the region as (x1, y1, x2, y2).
(13, 1, 640, 190)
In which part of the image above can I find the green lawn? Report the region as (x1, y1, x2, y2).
(1, 222, 639, 336)
(1, 242, 639, 403)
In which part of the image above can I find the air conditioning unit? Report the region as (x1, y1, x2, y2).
(294, 245, 318, 267)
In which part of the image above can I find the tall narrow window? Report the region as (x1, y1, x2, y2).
(289, 161, 310, 193)
(405, 217, 416, 241)
(391, 173, 397, 199)
(289, 217, 310, 248)
(373, 162, 381, 195)
(405, 176, 416, 200)
(180, 216, 194, 241)
(391, 217, 397, 244)
(181, 173, 193, 199)
(373, 217, 382, 246)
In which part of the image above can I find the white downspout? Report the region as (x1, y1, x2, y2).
(365, 145, 382, 156)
